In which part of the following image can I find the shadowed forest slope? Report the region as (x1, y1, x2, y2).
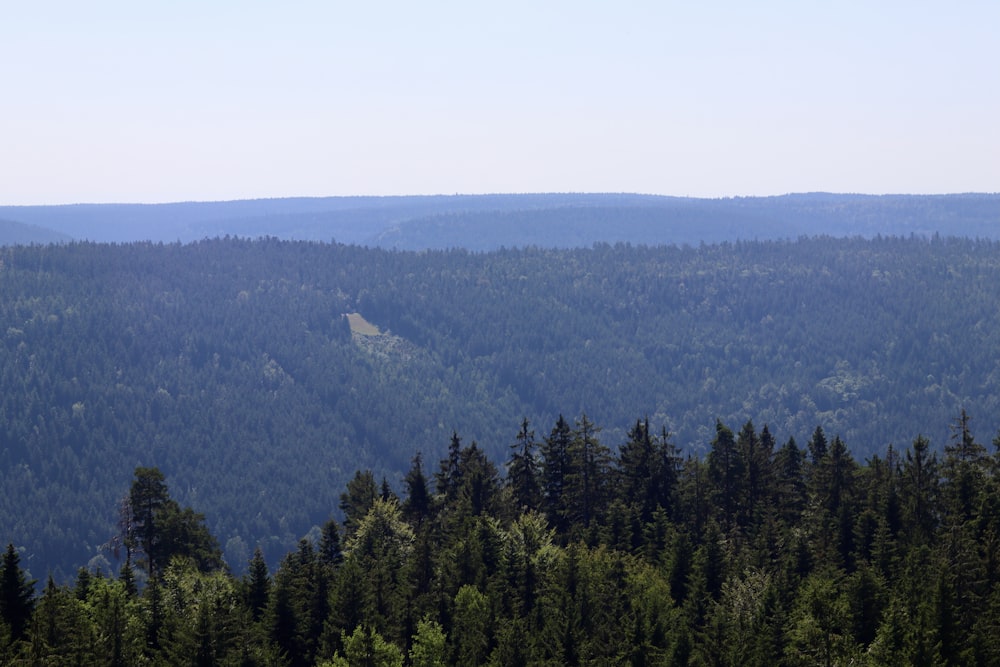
(2, 235, 999, 577)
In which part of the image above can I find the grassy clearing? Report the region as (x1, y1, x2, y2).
(346, 312, 381, 336)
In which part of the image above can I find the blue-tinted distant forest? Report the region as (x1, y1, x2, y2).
(2, 235, 1000, 581)
(2, 192, 999, 247)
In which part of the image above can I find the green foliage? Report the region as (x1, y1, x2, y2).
(5, 234, 1000, 663)
(124, 466, 223, 578)
(6, 409, 1000, 663)
(325, 625, 403, 667)
(507, 418, 541, 514)
(785, 567, 857, 665)
(450, 585, 489, 666)
(409, 617, 447, 667)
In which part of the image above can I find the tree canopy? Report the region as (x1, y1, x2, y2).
(3, 412, 1000, 664)
(2, 235, 1000, 578)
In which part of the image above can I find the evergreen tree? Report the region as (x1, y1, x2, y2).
(656, 425, 684, 520)
(436, 432, 464, 503)
(245, 547, 271, 623)
(563, 413, 612, 533)
(340, 470, 379, 540)
(402, 452, 433, 526)
(408, 617, 447, 667)
(808, 426, 829, 466)
(677, 454, 711, 540)
(617, 417, 665, 527)
(541, 415, 574, 534)
(29, 575, 92, 665)
(124, 467, 222, 578)
(319, 517, 345, 568)
(785, 567, 856, 666)
(328, 624, 404, 667)
(707, 419, 744, 529)
(326, 557, 372, 652)
(738, 420, 775, 531)
(0, 543, 35, 643)
(127, 467, 171, 578)
(380, 477, 397, 503)
(899, 435, 940, 550)
(348, 498, 415, 643)
(942, 409, 988, 523)
(450, 585, 490, 666)
(773, 436, 806, 527)
(807, 435, 859, 570)
(457, 442, 501, 517)
(507, 418, 542, 513)
(267, 540, 318, 667)
(119, 560, 137, 598)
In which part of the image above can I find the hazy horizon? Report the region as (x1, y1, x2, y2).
(6, 189, 1000, 208)
(4, 1, 998, 206)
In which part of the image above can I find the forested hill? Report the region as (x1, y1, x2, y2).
(0, 218, 71, 245)
(1, 192, 999, 247)
(3, 236, 1000, 578)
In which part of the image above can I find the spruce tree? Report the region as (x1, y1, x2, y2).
(402, 452, 433, 526)
(707, 420, 743, 528)
(0, 543, 35, 643)
(340, 470, 379, 540)
(245, 547, 271, 623)
(541, 415, 574, 533)
(507, 418, 542, 513)
(563, 413, 611, 532)
(436, 432, 464, 503)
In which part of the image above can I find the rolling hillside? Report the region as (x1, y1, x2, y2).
(2, 192, 998, 248)
(2, 235, 1000, 578)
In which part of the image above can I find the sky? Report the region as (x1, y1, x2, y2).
(2, 1, 998, 204)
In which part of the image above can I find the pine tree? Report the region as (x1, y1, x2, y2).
(124, 466, 222, 577)
(127, 466, 171, 578)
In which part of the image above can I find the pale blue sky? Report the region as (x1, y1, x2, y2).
(2, 1, 997, 204)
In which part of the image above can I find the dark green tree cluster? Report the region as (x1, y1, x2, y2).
(6, 412, 1000, 665)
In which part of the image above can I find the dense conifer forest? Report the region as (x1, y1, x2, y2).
(3, 411, 1000, 665)
(3, 235, 1000, 586)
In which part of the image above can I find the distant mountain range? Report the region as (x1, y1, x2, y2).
(2, 192, 998, 248)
